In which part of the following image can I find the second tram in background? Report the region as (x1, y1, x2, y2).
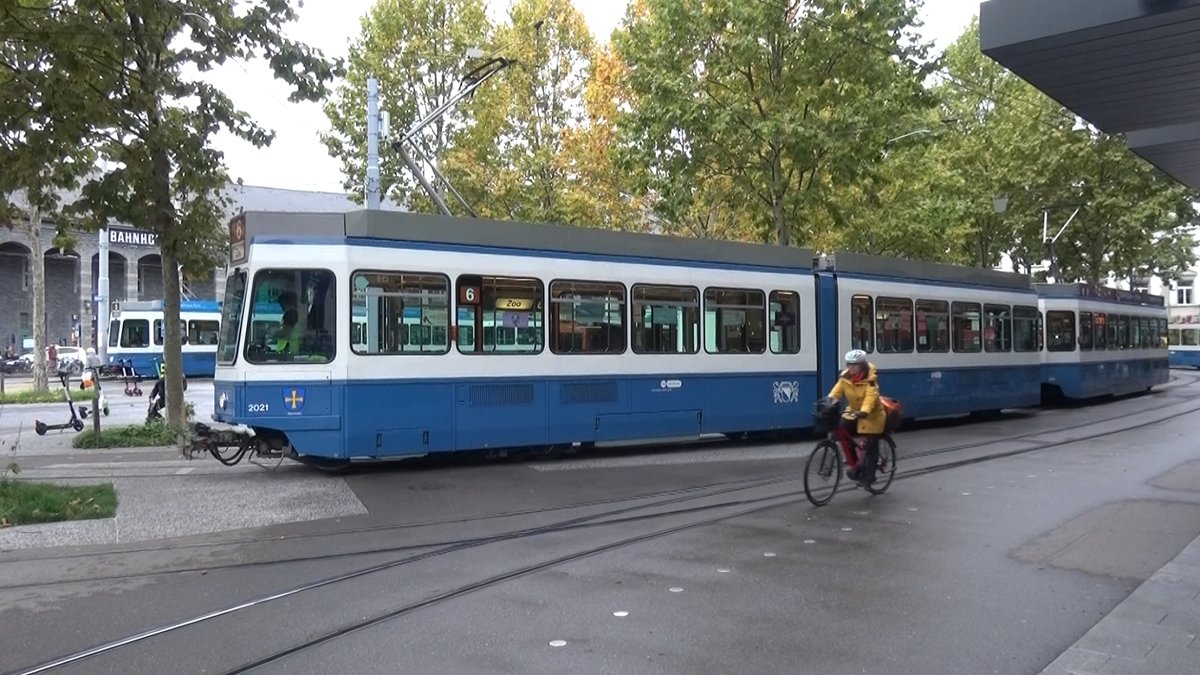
(107, 299, 223, 377)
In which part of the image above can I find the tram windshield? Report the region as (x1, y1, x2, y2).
(243, 268, 337, 364)
(217, 271, 246, 365)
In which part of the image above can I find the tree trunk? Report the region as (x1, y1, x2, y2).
(157, 204, 184, 429)
(25, 209, 48, 392)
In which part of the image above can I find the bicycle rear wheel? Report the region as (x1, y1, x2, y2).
(865, 435, 897, 495)
(804, 440, 842, 506)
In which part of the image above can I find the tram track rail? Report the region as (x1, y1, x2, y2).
(2, 376, 1197, 586)
(9, 391, 1200, 675)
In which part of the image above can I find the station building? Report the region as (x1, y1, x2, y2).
(0, 183, 405, 352)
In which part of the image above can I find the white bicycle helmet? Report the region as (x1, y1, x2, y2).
(844, 349, 867, 364)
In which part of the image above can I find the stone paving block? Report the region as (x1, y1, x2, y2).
(1098, 654, 1155, 674)
(1075, 633, 1154, 660)
(1093, 615, 1198, 648)
(1042, 648, 1110, 674)
(1109, 599, 1169, 626)
(1140, 642, 1200, 674)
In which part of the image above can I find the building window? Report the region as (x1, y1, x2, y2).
(22, 258, 29, 291)
(1176, 287, 1193, 305)
(549, 280, 626, 354)
(631, 284, 699, 354)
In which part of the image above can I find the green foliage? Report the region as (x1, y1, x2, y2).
(0, 480, 117, 527)
(321, 0, 492, 206)
(72, 420, 180, 449)
(918, 18, 1200, 282)
(0, 387, 94, 405)
(4, 1, 342, 430)
(614, 0, 936, 246)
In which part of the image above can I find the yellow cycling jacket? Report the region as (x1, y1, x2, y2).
(827, 362, 886, 435)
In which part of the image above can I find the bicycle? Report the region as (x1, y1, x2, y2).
(804, 399, 897, 506)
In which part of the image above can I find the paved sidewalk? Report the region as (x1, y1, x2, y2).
(1041, 533, 1200, 674)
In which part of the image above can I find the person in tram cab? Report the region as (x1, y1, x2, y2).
(273, 309, 300, 354)
(826, 349, 886, 487)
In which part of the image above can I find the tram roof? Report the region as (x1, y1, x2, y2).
(980, 0, 1200, 189)
(1034, 282, 1166, 307)
(814, 251, 1035, 291)
(231, 210, 817, 271)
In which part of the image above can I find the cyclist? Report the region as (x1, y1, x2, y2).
(827, 349, 885, 487)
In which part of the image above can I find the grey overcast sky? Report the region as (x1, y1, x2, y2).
(203, 0, 981, 194)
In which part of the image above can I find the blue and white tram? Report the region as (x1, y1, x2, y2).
(1167, 320, 1200, 368)
(1035, 283, 1169, 399)
(814, 252, 1043, 419)
(212, 210, 821, 465)
(108, 299, 222, 377)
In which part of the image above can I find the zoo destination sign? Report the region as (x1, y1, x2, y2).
(108, 227, 158, 247)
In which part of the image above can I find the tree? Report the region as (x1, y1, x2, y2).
(0, 4, 98, 392)
(935, 17, 1199, 282)
(12, 1, 341, 431)
(440, 0, 596, 223)
(614, 0, 936, 246)
(321, 0, 492, 209)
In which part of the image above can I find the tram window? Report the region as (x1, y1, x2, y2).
(550, 280, 626, 354)
(1169, 329, 1180, 346)
(1159, 319, 1168, 347)
(1131, 316, 1143, 349)
(875, 297, 913, 353)
(769, 291, 800, 354)
(108, 320, 120, 348)
(1106, 313, 1119, 350)
(1046, 311, 1076, 352)
(456, 275, 543, 354)
(243, 268, 337, 364)
(1118, 315, 1131, 349)
(351, 271, 449, 355)
(1183, 329, 1199, 346)
(851, 295, 874, 352)
(188, 320, 220, 346)
(1078, 312, 1093, 351)
(704, 288, 766, 354)
(915, 300, 949, 353)
(217, 270, 246, 365)
(1148, 318, 1159, 348)
(632, 284, 699, 354)
(120, 319, 149, 348)
(1013, 306, 1040, 352)
(983, 304, 1012, 353)
(951, 302, 982, 353)
(1140, 317, 1152, 348)
(1093, 313, 1107, 350)
(152, 319, 187, 346)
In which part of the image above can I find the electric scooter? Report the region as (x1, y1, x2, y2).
(34, 372, 86, 435)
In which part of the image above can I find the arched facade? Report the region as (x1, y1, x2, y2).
(0, 242, 32, 352)
(137, 253, 163, 301)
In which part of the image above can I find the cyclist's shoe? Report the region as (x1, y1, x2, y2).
(846, 468, 862, 481)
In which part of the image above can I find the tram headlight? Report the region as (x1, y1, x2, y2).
(219, 392, 228, 410)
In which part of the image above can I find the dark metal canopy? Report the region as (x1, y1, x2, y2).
(980, 0, 1200, 189)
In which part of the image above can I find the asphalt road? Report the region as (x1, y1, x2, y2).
(2, 374, 1200, 675)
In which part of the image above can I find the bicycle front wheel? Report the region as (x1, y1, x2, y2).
(865, 436, 897, 495)
(804, 440, 842, 506)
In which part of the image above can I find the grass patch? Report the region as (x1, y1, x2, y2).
(0, 387, 94, 405)
(0, 480, 117, 526)
(73, 420, 179, 449)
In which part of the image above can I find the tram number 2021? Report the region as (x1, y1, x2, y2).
(248, 403, 270, 413)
